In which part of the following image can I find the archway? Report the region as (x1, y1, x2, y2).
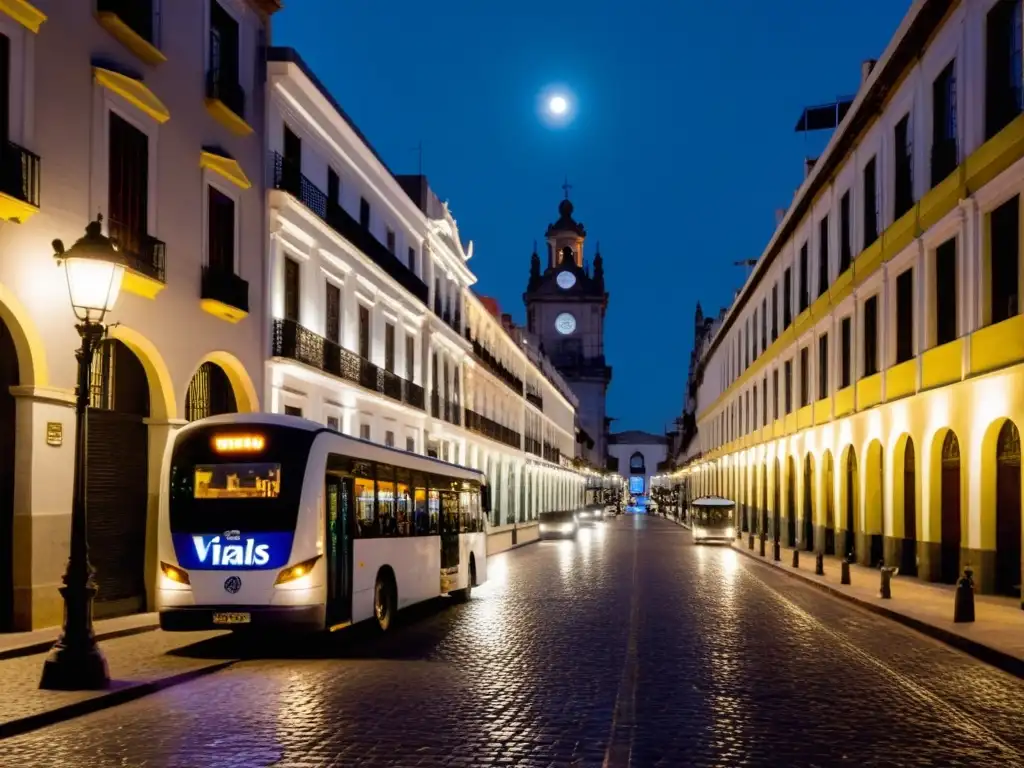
(842, 447, 858, 561)
(186, 362, 237, 421)
(802, 453, 815, 551)
(772, 457, 781, 543)
(786, 455, 797, 547)
(761, 462, 768, 535)
(87, 338, 151, 619)
(901, 438, 918, 576)
(823, 451, 835, 555)
(939, 430, 962, 584)
(864, 440, 884, 567)
(0, 317, 17, 630)
(995, 420, 1021, 598)
(188, 351, 259, 417)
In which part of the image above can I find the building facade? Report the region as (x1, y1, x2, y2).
(523, 195, 611, 467)
(608, 431, 668, 499)
(264, 48, 584, 549)
(673, 0, 1024, 604)
(0, 0, 276, 630)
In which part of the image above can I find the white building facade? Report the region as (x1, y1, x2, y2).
(0, 0, 278, 630)
(264, 48, 584, 551)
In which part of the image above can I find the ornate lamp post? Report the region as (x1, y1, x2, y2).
(39, 215, 126, 691)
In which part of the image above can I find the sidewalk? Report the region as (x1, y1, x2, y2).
(732, 537, 1024, 679)
(0, 612, 160, 661)
(0, 627, 231, 739)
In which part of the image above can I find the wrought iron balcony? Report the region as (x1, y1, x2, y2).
(0, 141, 40, 220)
(272, 319, 424, 410)
(206, 67, 245, 121)
(524, 436, 543, 458)
(465, 409, 521, 450)
(201, 266, 249, 313)
(468, 337, 524, 395)
(271, 152, 428, 304)
(109, 223, 166, 285)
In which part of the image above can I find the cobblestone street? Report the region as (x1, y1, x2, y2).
(1, 516, 1023, 767)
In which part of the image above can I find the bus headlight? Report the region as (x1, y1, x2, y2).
(159, 561, 191, 590)
(274, 556, 321, 588)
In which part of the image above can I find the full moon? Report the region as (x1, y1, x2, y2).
(549, 95, 568, 115)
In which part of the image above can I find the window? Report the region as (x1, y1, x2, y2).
(799, 243, 809, 312)
(863, 295, 879, 377)
(864, 156, 879, 247)
(405, 335, 415, 381)
(752, 386, 757, 432)
(935, 238, 957, 345)
(108, 112, 149, 261)
(284, 257, 299, 322)
(818, 334, 828, 400)
(990, 195, 1020, 324)
(384, 323, 395, 372)
(358, 305, 370, 359)
(932, 60, 958, 187)
(359, 197, 370, 229)
(783, 269, 792, 327)
(894, 114, 914, 219)
(284, 405, 302, 417)
(985, 0, 1023, 140)
(761, 298, 767, 352)
(799, 347, 809, 407)
(325, 281, 341, 344)
(406, 436, 415, 453)
(772, 369, 779, 420)
(280, 125, 301, 193)
(771, 283, 779, 340)
(408, 246, 416, 272)
(818, 216, 829, 297)
(386, 228, 396, 254)
(209, 1, 242, 117)
(839, 191, 852, 273)
(762, 376, 768, 428)
(385, 430, 395, 448)
(784, 360, 793, 414)
(207, 186, 235, 273)
(359, 423, 370, 441)
(840, 317, 852, 388)
(327, 167, 340, 207)
(895, 267, 914, 363)
(327, 415, 339, 431)
(353, 472, 374, 537)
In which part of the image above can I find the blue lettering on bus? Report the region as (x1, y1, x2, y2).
(171, 532, 293, 570)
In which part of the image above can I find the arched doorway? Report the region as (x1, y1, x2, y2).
(0, 318, 16, 630)
(185, 361, 237, 421)
(786, 456, 797, 547)
(823, 451, 835, 555)
(865, 440, 884, 567)
(772, 457, 781, 543)
(802, 454, 815, 552)
(901, 438, 918, 576)
(87, 339, 151, 618)
(939, 431, 961, 584)
(994, 421, 1021, 598)
(843, 449, 858, 561)
(761, 462, 768, 534)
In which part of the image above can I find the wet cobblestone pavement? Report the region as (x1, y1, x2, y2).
(2, 516, 1023, 767)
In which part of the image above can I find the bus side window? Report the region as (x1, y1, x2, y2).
(459, 489, 471, 533)
(396, 466, 411, 537)
(470, 491, 481, 532)
(377, 463, 397, 537)
(480, 485, 491, 515)
(427, 489, 440, 535)
(353, 474, 375, 538)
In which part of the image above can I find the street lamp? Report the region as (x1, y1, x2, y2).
(39, 215, 126, 691)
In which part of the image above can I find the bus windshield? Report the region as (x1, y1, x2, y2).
(539, 510, 576, 524)
(693, 506, 733, 527)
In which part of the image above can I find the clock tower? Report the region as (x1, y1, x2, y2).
(523, 191, 612, 466)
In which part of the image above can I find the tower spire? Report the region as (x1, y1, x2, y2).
(562, 175, 572, 200)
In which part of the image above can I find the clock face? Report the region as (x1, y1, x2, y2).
(555, 312, 577, 335)
(556, 271, 576, 290)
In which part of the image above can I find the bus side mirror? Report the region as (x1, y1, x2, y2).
(481, 486, 492, 513)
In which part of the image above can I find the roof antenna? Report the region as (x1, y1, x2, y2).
(562, 175, 572, 200)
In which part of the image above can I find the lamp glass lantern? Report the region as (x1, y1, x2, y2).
(53, 216, 127, 324)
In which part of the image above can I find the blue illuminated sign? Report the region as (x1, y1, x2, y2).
(172, 531, 293, 570)
(629, 476, 645, 495)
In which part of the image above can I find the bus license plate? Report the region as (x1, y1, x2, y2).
(212, 612, 251, 625)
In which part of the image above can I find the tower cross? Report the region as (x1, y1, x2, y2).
(562, 176, 572, 200)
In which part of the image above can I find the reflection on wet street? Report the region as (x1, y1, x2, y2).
(2, 516, 1023, 767)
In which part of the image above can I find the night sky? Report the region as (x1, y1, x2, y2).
(274, 1, 909, 435)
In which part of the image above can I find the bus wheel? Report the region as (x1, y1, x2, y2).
(374, 571, 395, 632)
(454, 556, 475, 603)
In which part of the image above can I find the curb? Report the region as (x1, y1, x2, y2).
(0, 623, 160, 663)
(0, 660, 236, 740)
(733, 544, 1024, 681)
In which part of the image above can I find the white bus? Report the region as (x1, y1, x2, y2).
(157, 414, 489, 633)
(690, 497, 736, 544)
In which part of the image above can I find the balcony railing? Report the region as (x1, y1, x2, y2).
(543, 442, 561, 464)
(930, 137, 958, 188)
(98, 0, 155, 43)
(201, 266, 249, 313)
(0, 141, 40, 211)
(271, 152, 428, 304)
(465, 409, 521, 450)
(272, 319, 424, 410)
(524, 436, 543, 458)
(206, 66, 245, 120)
(462, 329, 524, 395)
(110, 223, 166, 284)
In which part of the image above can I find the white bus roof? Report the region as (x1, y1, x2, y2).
(691, 496, 735, 508)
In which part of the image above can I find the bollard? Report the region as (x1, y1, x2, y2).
(748, 533, 755, 550)
(953, 567, 975, 623)
(773, 541, 781, 561)
(791, 549, 799, 568)
(878, 565, 898, 599)
(815, 552, 824, 576)
(841, 559, 851, 585)
(759, 532, 766, 557)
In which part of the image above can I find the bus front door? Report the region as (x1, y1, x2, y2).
(325, 474, 353, 627)
(439, 490, 460, 593)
